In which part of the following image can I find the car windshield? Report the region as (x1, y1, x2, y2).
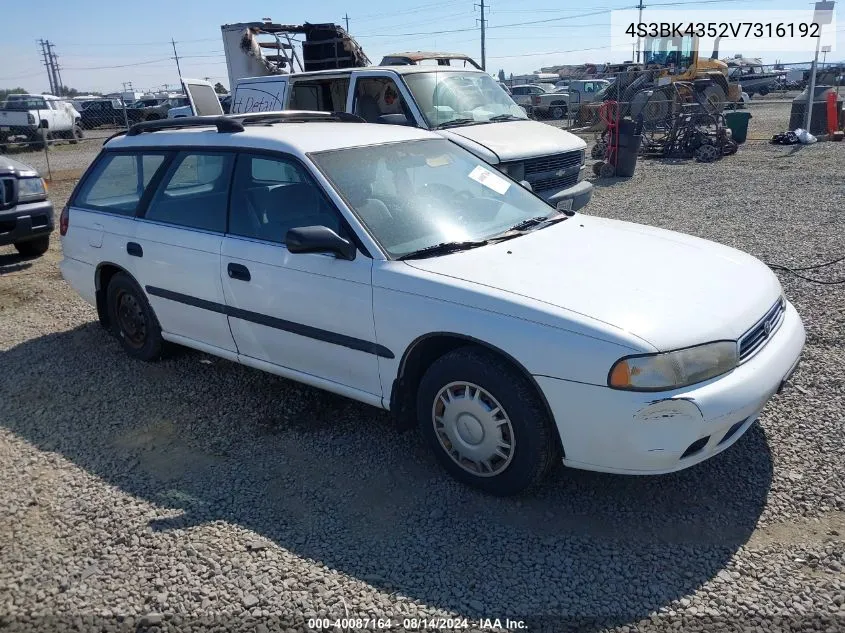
(403, 71, 528, 128)
(1, 98, 47, 110)
(311, 138, 558, 259)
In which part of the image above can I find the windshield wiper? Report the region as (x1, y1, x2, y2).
(398, 240, 489, 260)
(434, 118, 481, 129)
(487, 114, 524, 122)
(492, 213, 570, 238)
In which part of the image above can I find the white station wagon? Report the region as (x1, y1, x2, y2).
(60, 113, 805, 495)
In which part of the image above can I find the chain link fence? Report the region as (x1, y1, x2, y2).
(507, 61, 842, 146)
(0, 94, 193, 180)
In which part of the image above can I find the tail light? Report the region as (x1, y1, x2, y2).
(532, 95, 541, 105)
(28, 113, 36, 125)
(59, 203, 69, 236)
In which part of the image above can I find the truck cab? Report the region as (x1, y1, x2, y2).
(229, 67, 592, 210)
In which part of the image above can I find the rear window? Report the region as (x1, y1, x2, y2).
(74, 152, 168, 215)
(144, 152, 234, 233)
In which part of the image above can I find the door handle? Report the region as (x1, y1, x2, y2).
(227, 262, 251, 282)
(126, 242, 143, 257)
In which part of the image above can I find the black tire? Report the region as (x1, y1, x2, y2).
(14, 236, 49, 257)
(69, 125, 83, 144)
(416, 346, 559, 495)
(106, 272, 164, 361)
(550, 103, 567, 120)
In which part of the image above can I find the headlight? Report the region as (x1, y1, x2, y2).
(608, 341, 738, 391)
(17, 177, 47, 202)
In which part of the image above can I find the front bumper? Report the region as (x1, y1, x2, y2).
(539, 178, 593, 211)
(0, 200, 54, 246)
(536, 300, 806, 475)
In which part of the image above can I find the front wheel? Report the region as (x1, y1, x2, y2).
(14, 236, 49, 257)
(416, 347, 559, 495)
(69, 125, 83, 144)
(106, 272, 164, 361)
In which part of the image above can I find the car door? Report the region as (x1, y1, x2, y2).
(348, 72, 421, 126)
(220, 152, 382, 398)
(133, 150, 238, 353)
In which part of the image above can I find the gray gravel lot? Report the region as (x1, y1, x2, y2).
(0, 136, 844, 633)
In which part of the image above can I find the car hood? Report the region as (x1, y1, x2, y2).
(404, 215, 782, 351)
(0, 155, 39, 177)
(438, 120, 586, 163)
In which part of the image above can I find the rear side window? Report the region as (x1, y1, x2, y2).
(144, 152, 234, 233)
(74, 152, 167, 215)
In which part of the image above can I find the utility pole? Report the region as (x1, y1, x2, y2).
(804, 1, 835, 133)
(475, 0, 487, 71)
(343, 13, 350, 33)
(38, 39, 55, 94)
(171, 38, 182, 79)
(635, 0, 645, 64)
(47, 41, 63, 96)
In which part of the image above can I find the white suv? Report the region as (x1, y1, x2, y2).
(60, 113, 805, 495)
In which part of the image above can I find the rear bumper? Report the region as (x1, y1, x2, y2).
(0, 200, 54, 246)
(537, 300, 806, 475)
(0, 125, 40, 140)
(539, 178, 593, 211)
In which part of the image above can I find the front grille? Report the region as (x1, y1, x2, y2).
(0, 177, 15, 208)
(530, 172, 580, 192)
(738, 298, 786, 362)
(681, 436, 710, 459)
(718, 419, 748, 445)
(523, 150, 584, 176)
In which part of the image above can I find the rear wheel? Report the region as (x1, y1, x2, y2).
(550, 103, 567, 120)
(700, 85, 727, 114)
(14, 236, 49, 257)
(69, 125, 83, 144)
(106, 272, 164, 361)
(416, 346, 559, 495)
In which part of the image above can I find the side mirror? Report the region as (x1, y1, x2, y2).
(286, 226, 356, 261)
(519, 180, 533, 191)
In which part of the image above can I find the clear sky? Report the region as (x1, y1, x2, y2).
(1, 0, 842, 95)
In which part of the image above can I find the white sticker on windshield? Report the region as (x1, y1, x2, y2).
(468, 165, 511, 195)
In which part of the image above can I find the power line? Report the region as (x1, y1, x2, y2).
(355, 7, 614, 37)
(62, 57, 172, 70)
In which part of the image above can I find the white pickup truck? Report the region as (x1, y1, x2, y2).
(0, 94, 82, 150)
(511, 81, 610, 120)
(218, 68, 593, 210)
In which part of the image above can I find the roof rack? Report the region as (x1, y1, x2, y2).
(231, 110, 365, 125)
(126, 116, 245, 136)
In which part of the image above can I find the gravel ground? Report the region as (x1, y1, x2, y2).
(0, 139, 844, 633)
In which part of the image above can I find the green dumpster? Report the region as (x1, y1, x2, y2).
(725, 111, 752, 144)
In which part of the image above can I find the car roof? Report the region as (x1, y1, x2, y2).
(237, 66, 488, 83)
(105, 121, 438, 155)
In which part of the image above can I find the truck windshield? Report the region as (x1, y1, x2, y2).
(403, 71, 528, 129)
(2, 98, 47, 110)
(643, 36, 695, 70)
(311, 138, 556, 259)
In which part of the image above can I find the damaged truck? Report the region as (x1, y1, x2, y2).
(208, 20, 593, 211)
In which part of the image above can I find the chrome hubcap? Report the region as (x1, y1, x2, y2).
(432, 382, 515, 477)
